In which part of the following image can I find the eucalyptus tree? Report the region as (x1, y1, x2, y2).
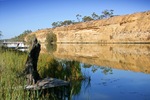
(82, 16, 93, 22)
(102, 9, 114, 18)
(91, 12, 100, 20)
(52, 21, 63, 28)
(76, 14, 82, 22)
(52, 22, 58, 28)
(102, 9, 110, 18)
(109, 9, 114, 17)
(61, 20, 73, 26)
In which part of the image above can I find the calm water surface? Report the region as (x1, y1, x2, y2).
(74, 65, 150, 100)
(49, 44, 150, 100)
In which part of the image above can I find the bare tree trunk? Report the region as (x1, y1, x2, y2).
(23, 38, 41, 85)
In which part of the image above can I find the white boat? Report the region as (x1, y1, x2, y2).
(3, 41, 29, 49)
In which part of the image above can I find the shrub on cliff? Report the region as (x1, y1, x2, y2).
(46, 31, 57, 53)
(46, 31, 57, 44)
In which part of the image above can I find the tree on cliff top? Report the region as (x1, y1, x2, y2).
(92, 12, 100, 20)
(82, 16, 93, 22)
(102, 9, 114, 18)
(76, 14, 82, 22)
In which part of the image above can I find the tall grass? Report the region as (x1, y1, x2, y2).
(0, 48, 29, 99)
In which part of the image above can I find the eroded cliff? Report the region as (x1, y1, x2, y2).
(26, 11, 150, 43)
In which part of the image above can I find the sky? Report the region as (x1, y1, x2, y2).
(0, 0, 150, 39)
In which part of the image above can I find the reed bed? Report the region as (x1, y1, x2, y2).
(0, 48, 29, 99)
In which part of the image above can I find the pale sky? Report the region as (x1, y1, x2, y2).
(0, 0, 150, 39)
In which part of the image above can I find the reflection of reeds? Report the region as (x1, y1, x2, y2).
(38, 57, 84, 81)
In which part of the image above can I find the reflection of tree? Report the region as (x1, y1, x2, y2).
(82, 63, 91, 68)
(92, 66, 98, 73)
(46, 43, 57, 53)
(100, 67, 113, 75)
(45, 31, 57, 53)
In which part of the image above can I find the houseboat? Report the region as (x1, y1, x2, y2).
(2, 41, 29, 50)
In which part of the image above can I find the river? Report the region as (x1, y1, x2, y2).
(41, 43, 150, 100)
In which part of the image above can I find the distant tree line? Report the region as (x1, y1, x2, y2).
(11, 30, 32, 41)
(52, 9, 116, 28)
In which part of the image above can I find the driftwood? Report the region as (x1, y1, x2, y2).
(25, 77, 69, 90)
(23, 38, 41, 85)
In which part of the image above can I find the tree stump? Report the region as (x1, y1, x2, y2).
(23, 38, 41, 85)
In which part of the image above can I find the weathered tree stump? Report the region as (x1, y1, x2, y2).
(23, 38, 41, 85)
(22, 38, 70, 96)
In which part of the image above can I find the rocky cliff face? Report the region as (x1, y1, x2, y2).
(26, 11, 150, 43)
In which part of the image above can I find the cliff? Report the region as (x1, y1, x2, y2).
(26, 11, 150, 43)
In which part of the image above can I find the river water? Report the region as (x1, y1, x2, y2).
(42, 44, 150, 100)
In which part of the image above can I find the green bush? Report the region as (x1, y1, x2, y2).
(46, 31, 57, 44)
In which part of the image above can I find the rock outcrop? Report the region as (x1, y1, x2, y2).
(26, 11, 150, 43)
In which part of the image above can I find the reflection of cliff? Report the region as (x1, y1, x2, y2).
(53, 44, 150, 73)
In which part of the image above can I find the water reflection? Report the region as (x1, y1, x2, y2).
(53, 44, 150, 74)
(37, 44, 150, 100)
(37, 57, 114, 100)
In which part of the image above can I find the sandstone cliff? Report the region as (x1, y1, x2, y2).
(26, 11, 150, 43)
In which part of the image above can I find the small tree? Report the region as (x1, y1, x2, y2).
(110, 10, 114, 17)
(52, 21, 63, 28)
(46, 31, 57, 53)
(92, 12, 99, 20)
(102, 9, 114, 18)
(46, 31, 57, 44)
(82, 16, 93, 22)
(52, 22, 58, 28)
(76, 14, 82, 22)
(102, 9, 110, 18)
(61, 20, 74, 26)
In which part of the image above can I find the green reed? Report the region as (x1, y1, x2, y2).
(0, 48, 30, 99)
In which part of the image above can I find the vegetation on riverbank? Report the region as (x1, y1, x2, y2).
(0, 47, 84, 99)
(0, 48, 28, 99)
